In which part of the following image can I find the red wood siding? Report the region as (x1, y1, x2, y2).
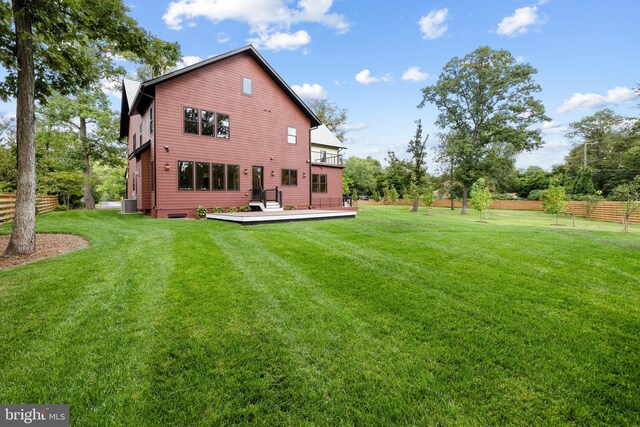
(311, 165, 344, 208)
(153, 52, 313, 216)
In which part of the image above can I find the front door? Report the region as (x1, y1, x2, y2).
(252, 166, 263, 199)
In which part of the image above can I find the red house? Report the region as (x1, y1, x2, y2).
(120, 45, 348, 218)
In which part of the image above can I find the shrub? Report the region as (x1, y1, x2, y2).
(54, 204, 69, 211)
(542, 185, 568, 225)
(493, 193, 519, 200)
(212, 206, 224, 213)
(227, 207, 238, 213)
(195, 206, 208, 220)
(371, 190, 381, 202)
(239, 205, 251, 212)
(527, 189, 545, 200)
(285, 205, 297, 210)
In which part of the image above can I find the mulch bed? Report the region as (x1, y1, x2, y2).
(0, 233, 90, 271)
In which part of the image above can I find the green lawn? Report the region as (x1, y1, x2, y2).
(1, 206, 639, 426)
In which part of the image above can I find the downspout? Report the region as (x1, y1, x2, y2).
(309, 126, 316, 209)
(138, 90, 157, 212)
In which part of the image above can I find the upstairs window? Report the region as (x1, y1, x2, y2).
(133, 133, 137, 150)
(287, 127, 296, 144)
(201, 110, 215, 137)
(281, 169, 297, 186)
(184, 107, 199, 134)
(217, 113, 230, 138)
(178, 161, 194, 190)
(243, 77, 252, 95)
(139, 116, 143, 135)
(312, 174, 327, 193)
(149, 107, 154, 133)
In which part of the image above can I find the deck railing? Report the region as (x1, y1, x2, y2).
(253, 187, 283, 208)
(311, 151, 344, 166)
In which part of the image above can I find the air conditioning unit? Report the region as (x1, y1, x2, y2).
(121, 199, 137, 214)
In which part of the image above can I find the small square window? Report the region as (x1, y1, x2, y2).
(243, 77, 252, 95)
(281, 169, 297, 186)
(287, 127, 296, 144)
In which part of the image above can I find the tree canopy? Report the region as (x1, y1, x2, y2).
(419, 46, 549, 213)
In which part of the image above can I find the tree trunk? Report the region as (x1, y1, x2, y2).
(461, 187, 468, 215)
(79, 117, 95, 210)
(5, 0, 36, 256)
(412, 199, 419, 213)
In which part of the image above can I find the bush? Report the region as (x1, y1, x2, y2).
(227, 207, 238, 213)
(285, 205, 297, 210)
(239, 205, 251, 212)
(195, 206, 208, 220)
(371, 190, 381, 202)
(527, 189, 546, 200)
(211, 206, 224, 213)
(54, 204, 69, 211)
(493, 193, 519, 200)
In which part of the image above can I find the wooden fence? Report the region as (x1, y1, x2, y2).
(0, 193, 58, 224)
(360, 199, 640, 225)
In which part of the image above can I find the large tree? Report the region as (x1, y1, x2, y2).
(564, 109, 638, 194)
(419, 46, 548, 213)
(0, 0, 180, 255)
(307, 99, 348, 142)
(406, 119, 428, 184)
(38, 91, 121, 209)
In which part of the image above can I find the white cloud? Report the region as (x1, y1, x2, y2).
(557, 86, 638, 114)
(496, 6, 544, 37)
(541, 120, 565, 135)
(340, 122, 366, 131)
(418, 8, 448, 40)
(291, 83, 327, 100)
(101, 79, 121, 99)
(162, 0, 349, 51)
(355, 69, 392, 85)
(248, 30, 311, 51)
(515, 55, 526, 64)
(401, 66, 429, 82)
(216, 32, 230, 43)
(176, 55, 204, 69)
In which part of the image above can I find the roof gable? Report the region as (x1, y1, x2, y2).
(124, 45, 321, 129)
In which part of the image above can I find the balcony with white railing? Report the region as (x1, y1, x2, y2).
(311, 150, 344, 167)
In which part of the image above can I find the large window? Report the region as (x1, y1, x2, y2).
(243, 77, 252, 95)
(281, 169, 297, 186)
(312, 174, 327, 193)
(217, 113, 230, 138)
(227, 164, 240, 191)
(195, 162, 210, 191)
(212, 163, 225, 190)
(201, 110, 215, 137)
(287, 127, 296, 144)
(184, 107, 199, 134)
(178, 161, 194, 190)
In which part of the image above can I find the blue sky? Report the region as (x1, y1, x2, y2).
(4, 0, 640, 172)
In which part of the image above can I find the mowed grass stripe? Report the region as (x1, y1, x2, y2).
(0, 207, 638, 425)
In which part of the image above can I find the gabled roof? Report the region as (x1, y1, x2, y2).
(311, 124, 346, 149)
(119, 79, 141, 139)
(120, 44, 321, 139)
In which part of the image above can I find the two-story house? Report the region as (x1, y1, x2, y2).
(120, 45, 346, 218)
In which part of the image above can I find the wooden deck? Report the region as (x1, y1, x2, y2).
(206, 209, 356, 224)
